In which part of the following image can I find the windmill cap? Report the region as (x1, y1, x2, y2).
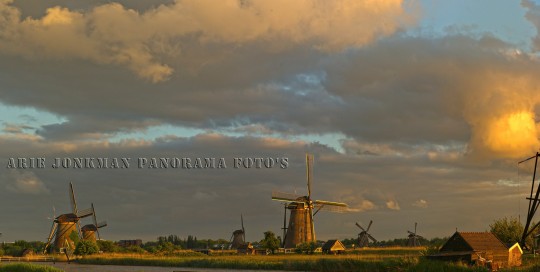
(56, 213, 78, 223)
(82, 224, 98, 231)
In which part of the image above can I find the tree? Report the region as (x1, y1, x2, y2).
(74, 240, 99, 256)
(490, 217, 523, 245)
(69, 231, 80, 246)
(260, 231, 280, 254)
(97, 240, 119, 253)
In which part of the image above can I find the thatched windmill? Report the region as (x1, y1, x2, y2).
(356, 220, 377, 247)
(44, 182, 93, 253)
(229, 215, 246, 249)
(81, 203, 107, 242)
(406, 222, 423, 247)
(272, 154, 349, 248)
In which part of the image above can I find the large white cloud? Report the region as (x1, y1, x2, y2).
(0, 0, 414, 82)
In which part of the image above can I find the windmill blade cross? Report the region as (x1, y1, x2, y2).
(313, 200, 347, 207)
(77, 208, 93, 218)
(69, 182, 78, 214)
(368, 233, 377, 243)
(91, 203, 99, 240)
(241, 214, 245, 243)
(367, 220, 373, 232)
(306, 153, 313, 200)
(272, 191, 303, 202)
(355, 222, 366, 232)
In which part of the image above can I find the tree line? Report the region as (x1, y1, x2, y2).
(1, 217, 536, 257)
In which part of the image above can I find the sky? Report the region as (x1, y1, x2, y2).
(2, 0, 540, 244)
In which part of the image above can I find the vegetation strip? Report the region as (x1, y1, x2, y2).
(0, 263, 64, 272)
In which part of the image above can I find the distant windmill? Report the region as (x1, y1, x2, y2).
(44, 182, 94, 253)
(229, 215, 246, 249)
(356, 220, 377, 247)
(406, 222, 423, 247)
(272, 154, 349, 248)
(81, 203, 108, 242)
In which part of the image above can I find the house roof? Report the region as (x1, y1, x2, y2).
(322, 240, 345, 251)
(509, 243, 523, 254)
(459, 232, 508, 252)
(442, 232, 508, 253)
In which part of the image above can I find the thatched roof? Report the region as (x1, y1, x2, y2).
(440, 232, 508, 253)
(81, 224, 98, 231)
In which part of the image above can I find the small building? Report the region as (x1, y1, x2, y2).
(237, 242, 255, 255)
(428, 232, 521, 268)
(322, 240, 345, 254)
(508, 243, 523, 267)
(254, 248, 270, 255)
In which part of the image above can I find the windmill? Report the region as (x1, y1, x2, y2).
(406, 222, 423, 247)
(272, 154, 349, 248)
(81, 203, 108, 242)
(519, 152, 540, 248)
(356, 220, 377, 248)
(44, 182, 94, 253)
(229, 214, 246, 249)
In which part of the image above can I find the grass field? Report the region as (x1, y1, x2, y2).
(8, 247, 540, 271)
(75, 247, 491, 271)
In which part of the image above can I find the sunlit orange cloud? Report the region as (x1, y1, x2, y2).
(481, 111, 539, 158)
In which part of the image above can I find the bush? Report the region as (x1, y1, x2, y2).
(74, 240, 99, 256)
(121, 245, 147, 254)
(295, 242, 318, 254)
(97, 240, 119, 253)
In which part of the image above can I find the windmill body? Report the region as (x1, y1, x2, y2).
(82, 225, 98, 241)
(229, 215, 246, 249)
(406, 222, 423, 247)
(356, 220, 376, 248)
(272, 154, 348, 248)
(283, 198, 316, 248)
(53, 213, 78, 250)
(230, 229, 245, 249)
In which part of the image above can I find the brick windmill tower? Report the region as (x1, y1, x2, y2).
(81, 203, 108, 242)
(272, 154, 349, 248)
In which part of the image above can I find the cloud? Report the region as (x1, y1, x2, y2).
(523, 0, 540, 51)
(0, 0, 414, 82)
(2, 122, 34, 134)
(412, 199, 428, 208)
(386, 199, 400, 210)
(3, 170, 50, 195)
(323, 35, 540, 159)
(347, 199, 377, 212)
